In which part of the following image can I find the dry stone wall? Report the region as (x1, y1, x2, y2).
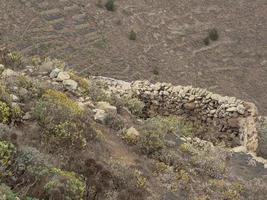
(94, 77, 259, 152)
(131, 80, 259, 151)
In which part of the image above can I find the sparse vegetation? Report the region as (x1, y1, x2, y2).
(0, 48, 266, 200)
(45, 168, 86, 200)
(122, 97, 145, 116)
(129, 30, 137, 41)
(33, 89, 96, 150)
(208, 28, 219, 41)
(203, 37, 210, 46)
(105, 0, 115, 11)
(0, 101, 11, 124)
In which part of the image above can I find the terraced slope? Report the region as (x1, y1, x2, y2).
(0, 0, 267, 114)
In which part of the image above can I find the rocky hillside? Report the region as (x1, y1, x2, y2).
(0, 48, 267, 199)
(0, 0, 267, 114)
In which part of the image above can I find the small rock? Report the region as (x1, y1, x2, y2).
(96, 101, 117, 115)
(11, 94, 19, 102)
(57, 72, 70, 81)
(49, 68, 61, 78)
(23, 112, 32, 120)
(226, 107, 237, 112)
(0, 64, 5, 72)
(18, 88, 28, 98)
(1, 69, 18, 77)
(38, 61, 54, 75)
(93, 109, 109, 124)
(63, 79, 78, 90)
(236, 104, 245, 115)
(184, 102, 195, 110)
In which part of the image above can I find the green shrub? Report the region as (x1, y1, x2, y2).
(129, 30, 137, 41)
(0, 184, 19, 200)
(0, 140, 16, 177)
(208, 29, 219, 41)
(139, 128, 165, 155)
(34, 89, 96, 150)
(105, 0, 115, 11)
(52, 121, 87, 148)
(122, 97, 145, 116)
(152, 68, 159, 75)
(15, 147, 51, 177)
(0, 84, 11, 104)
(8, 52, 22, 67)
(11, 105, 23, 121)
(203, 37, 210, 46)
(69, 71, 89, 93)
(0, 101, 11, 124)
(88, 80, 109, 102)
(45, 168, 86, 200)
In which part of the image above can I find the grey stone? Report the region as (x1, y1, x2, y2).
(11, 94, 19, 102)
(23, 112, 32, 120)
(93, 109, 109, 124)
(50, 68, 62, 78)
(57, 71, 70, 81)
(226, 107, 237, 112)
(237, 104, 245, 114)
(96, 101, 117, 115)
(63, 79, 78, 90)
(39, 61, 54, 74)
(1, 69, 18, 77)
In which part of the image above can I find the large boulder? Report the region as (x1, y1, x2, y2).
(257, 117, 267, 159)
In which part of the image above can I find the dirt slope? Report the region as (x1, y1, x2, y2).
(0, 0, 267, 114)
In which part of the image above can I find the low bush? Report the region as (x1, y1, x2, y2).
(0, 48, 22, 69)
(45, 168, 86, 200)
(105, 0, 115, 11)
(122, 97, 145, 116)
(0, 101, 11, 124)
(203, 37, 210, 46)
(88, 80, 109, 102)
(129, 30, 137, 41)
(69, 72, 89, 93)
(0, 140, 16, 178)
(0, 183, 19, 200)
(209, 28, 219, 41)
(34, 89, 96, 150)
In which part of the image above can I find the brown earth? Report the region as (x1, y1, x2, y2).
(0, 0, 267, 114)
